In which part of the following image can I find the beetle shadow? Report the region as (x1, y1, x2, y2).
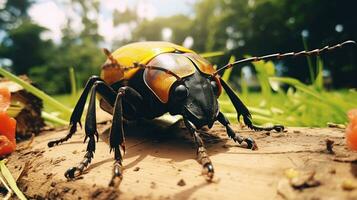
(89, 119, 236, 171)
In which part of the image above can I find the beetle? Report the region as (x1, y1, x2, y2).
(48, 40, 355, 186)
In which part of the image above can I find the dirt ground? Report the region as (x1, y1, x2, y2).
(3, 114, 357, 200)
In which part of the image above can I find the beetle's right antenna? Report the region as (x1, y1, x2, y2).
(213, 40, 356, 76)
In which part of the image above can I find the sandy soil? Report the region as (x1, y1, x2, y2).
(4, 116, 357, 200)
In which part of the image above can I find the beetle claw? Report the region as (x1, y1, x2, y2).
(244, 137, 258, 150)
(202, 163, 214, 181)
(65, 167, 79, 179)
(273, 125, 285, 132)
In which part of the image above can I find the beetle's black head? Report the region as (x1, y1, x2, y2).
(168, 71, 220, 129)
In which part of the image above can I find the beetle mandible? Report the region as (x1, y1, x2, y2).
(48, 40, 355, 186)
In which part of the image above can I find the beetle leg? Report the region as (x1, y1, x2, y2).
(219, 78, 284, 132)
(65, 84, 98, 179)
(217, 112, 257, 150)
(64, 81, 117, 179)
(108, 86, 143, 187)
(48, 76, 103, 147)
(184, 120, 214, 181)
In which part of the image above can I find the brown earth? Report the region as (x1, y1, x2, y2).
(4, 115, 357, 200)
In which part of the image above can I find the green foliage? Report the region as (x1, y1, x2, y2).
(0, 0, 33, 30)
(28, 38, 104, 94)
(219, 59, 357, 127)
(189, 0, 357, 88)
(252, 60, 275, 103)
(131, 15, 193, 44)
(0, 67, 71, 122)
(0, 160, 27, 200)
(0, 21, 51, 75)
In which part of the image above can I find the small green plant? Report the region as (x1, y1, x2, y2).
(0, 67, 71, 125)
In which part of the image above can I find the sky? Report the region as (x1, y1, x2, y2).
(28, 0, 196, 44)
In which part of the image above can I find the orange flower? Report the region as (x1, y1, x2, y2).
(0, 87, 16, 157)
(346, 109, 357, 151)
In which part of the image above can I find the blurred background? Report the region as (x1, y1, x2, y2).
(0, 0, 356, 126)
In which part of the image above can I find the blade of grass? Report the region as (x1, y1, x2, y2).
(0, 173, 12, 200)
(42, 111, 69, 126)
(313, 56, 323, 91)
(221, 56, 235, 82)
(252, 60, 275, 102)
(69, 67, 77, 99)
(270, 77, 347, 120)
(199, 51, 225, 58)
(0, 67, 72, 118)
(0, 160, 27, 200)
(302, 36, 315, 83)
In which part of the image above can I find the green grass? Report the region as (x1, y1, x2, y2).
(219, 58, 357, 127)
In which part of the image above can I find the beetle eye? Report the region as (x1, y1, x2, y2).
(174, 84, 188, 100)
(210, 80, 219, 95)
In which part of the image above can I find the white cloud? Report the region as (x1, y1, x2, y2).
(161, 27, 172, 41)
(101, 0, 128, 13)
(98, 15, 134, 45)
(0, 0, 6, 9)
(29, 1, 66, 43)
(182, 36, 194, 48)
(28, 0, 193, 44)
(137, 0, 157, 20)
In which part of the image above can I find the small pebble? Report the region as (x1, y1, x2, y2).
(133, 167, 140, 172)
(177, 179, 186, 186)
(329, 168, 336, 174)
(342, 179, 357, 191)
(50, 182, 56, 187)
(150, 182, 157, 189)
(63, 187, 70, 193)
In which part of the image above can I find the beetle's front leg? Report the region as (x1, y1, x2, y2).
(65, 81, 117, 179)
(184, 120, 214, 180)
(65, 83, 100, 179)
(217, 112, 257, 150)
(219, 78, 284, 132)
(48, 76, 102, 147)
(108, 86, 143, 187)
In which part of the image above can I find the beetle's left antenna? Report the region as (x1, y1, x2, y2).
(213, 40, 356, 76)
(103, 48, 118, 64)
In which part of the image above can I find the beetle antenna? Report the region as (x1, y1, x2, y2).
(213, 40, 356, 76)
(103, 48, 118, 64)
(131, 63, 182, 81)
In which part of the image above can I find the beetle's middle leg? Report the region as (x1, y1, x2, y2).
(184, 120, 214, 180)
(217, 112, 258, 150)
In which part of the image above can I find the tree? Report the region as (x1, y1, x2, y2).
(28, 0, 105, 94)
(0, 0, 51, 75)
(0, 21, 52, 74)
(191, 0, 357, 87)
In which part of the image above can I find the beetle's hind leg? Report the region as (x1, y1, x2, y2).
(65, 81, 117, 179)
(184, 120, 215, 181)
(217, 112, 257, 150)
(219, 78, 284, 132)
(48, 76, 103, 147)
